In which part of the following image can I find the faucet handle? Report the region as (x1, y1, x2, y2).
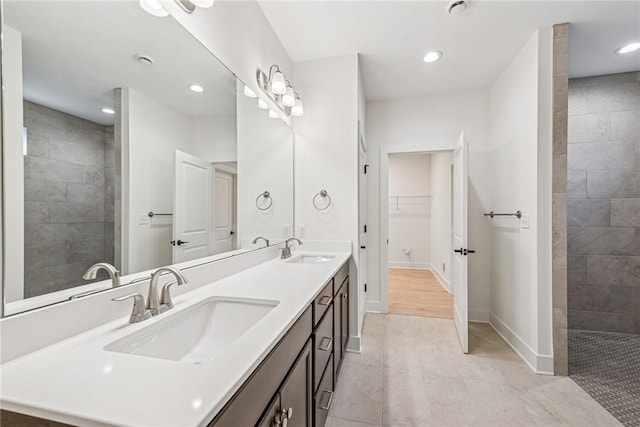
(159, 280, 178, 311)
(112, 293, 151, 323)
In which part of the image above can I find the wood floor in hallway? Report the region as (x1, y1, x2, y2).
(388, 268, 453, 319)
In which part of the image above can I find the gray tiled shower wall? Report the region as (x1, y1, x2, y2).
(567, 72, 640, 334)
(23, 101, 115, 298)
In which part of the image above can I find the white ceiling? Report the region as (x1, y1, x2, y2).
(4, 1, 237, 125)
(258, 0, 640, 101)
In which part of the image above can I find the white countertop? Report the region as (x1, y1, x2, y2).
(0, 250, 351, 427)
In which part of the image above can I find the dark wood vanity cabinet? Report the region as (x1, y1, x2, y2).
(209, 261, 349, 427)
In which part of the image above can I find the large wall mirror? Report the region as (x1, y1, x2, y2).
(1, 1, 294, 315)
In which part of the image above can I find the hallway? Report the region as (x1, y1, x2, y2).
(328, 314, 619, 426)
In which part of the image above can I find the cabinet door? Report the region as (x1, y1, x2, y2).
(341, 279, 349, 358)
(280, 340, 313, 427)
(257, 394, 281, 427)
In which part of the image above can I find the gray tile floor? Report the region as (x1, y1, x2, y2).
(569, 330, 640, 427)
(328, 314, 621, 427)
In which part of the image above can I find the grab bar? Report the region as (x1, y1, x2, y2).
(484, 210, 522, 219)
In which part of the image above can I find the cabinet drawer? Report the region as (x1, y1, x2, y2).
(313, 280, 333, 327)
(209, 306, 312, 426)
(332, 262, 349, 296)
(313, 305, 334, 392)
(314, 355, 334, 427)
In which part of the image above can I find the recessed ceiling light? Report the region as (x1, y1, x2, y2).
(423, 50, 443, 63)
(189, 84, 204, 93)
(135, 54, 154, 67)
(615, 42, 640, 55)
(447, 0, 468, 15)
(138, 0, 168, 17)
(101, 108, 115, 115)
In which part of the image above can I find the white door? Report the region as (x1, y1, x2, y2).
(358, 131, 368, 326)
(214, 169, 236, 254)
(452, 131, 469, 353)
(173, 150, 213, 263)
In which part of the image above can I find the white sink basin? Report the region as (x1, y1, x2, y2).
(104, 297, 279, 364)
(286, 255, 335, 264)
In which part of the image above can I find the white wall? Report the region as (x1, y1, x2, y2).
(3, 26, 24, 302)
(430, 151, 453, 291)
(192, 115, 237, 163)
(236, 81, 293, 243)
(165, 1, 293, 124)
(293, 54, 362, 347)
(365, 88, 491, 320)
(487, 29, 553, 374)
(388, 154, 431, 269)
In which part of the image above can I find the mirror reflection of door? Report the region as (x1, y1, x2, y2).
(213, 165, 237, 254)
(173, 150, 214, 264)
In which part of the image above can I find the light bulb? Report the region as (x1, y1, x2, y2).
(243, 85, 257, 98)
(257, 99, 269, 109)
(292, 98, 304, 117)
(615, 42, 640, 54)
(282, 87, 295, 107)
(191, 0, 214, 7)
(271, 70, 286, 95)
(423, 50, 443, 63)
(268, 109, 279, 119)
(138, 0, 168, 17)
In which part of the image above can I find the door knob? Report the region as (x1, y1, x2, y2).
(176, 240, 189, 246)
(454, 248, 463, 254)
(465, 249, 476, 255)
(230, 230, 235, 235)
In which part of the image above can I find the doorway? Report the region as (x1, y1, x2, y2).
(386, 151, 454, 319)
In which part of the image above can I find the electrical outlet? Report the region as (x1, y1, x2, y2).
(520, 214, 530, 229)
(139, 214, 150, 225)
(297, 224, 306, 238)
(283, 224, 291, 237)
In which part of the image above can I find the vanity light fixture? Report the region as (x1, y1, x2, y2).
(189, 84, 204, 93)
(282, 84, 295, 107)
(256, 65, 304, 118)
(138, 0, 169, 17)
(243, 85, 258, 98)
(174, 0, 214, 13)
(423, 50, 443, 63)
(615, 42, 640, 54)
(291, 93, 304, 117)
(101, 108, 115, 115)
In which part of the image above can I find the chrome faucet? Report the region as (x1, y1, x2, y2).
(252, 236, 270, 247)
(112, 293, 151, 323)
(146, 267, 189, 316)
(281, 237, 303, 259)
(83, 262, 121, 288)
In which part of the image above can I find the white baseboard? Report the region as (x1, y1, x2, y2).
(489, 313, 554, 375)
(367, 300, 386, 313)
(469, 309, 490, 323)
(346, 335, 361, 353)
(389, 261, 430, 269)
(430, 266, 452, 294)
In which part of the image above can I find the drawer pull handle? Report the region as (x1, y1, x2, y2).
(319, 337, 333, 352)
(319, 390, 334, 411)
(318, 295, 332, 306)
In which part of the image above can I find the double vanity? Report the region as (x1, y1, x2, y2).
(0, 247, 351, 427)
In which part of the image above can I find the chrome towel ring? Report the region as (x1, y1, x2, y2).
(313, 190, 331, 210)
(256, 191, 273, 210)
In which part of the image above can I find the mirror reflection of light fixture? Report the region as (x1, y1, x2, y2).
(244, 85, 258, 98)
(268, 109, 280, 119)
(138, 0, 169, 17)
(256, 65, 304, 118)
(257, 98, 269, 109)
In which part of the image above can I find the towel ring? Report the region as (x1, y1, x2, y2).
(313, 190, 331, 210)
(256, 191, 273, 210)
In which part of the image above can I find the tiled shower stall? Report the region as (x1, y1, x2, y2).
(23, 101, 115, 298)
